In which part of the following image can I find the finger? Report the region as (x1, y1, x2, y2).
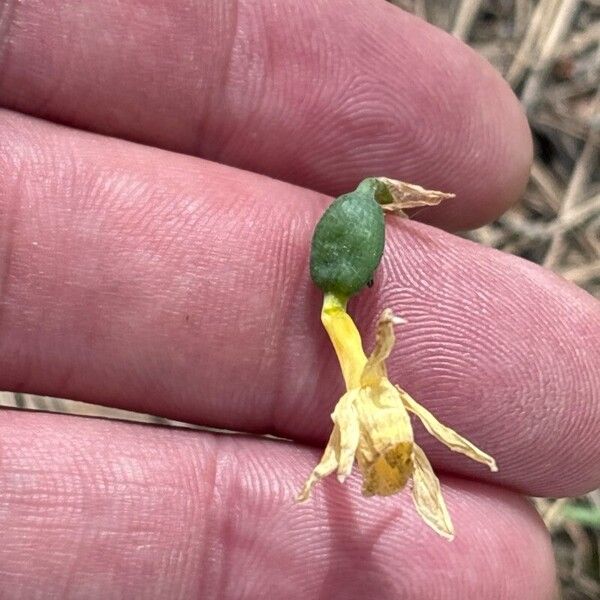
(0, 110, 598, 497)
(0, 410, 555, 600)
(0, 0, 531, 230)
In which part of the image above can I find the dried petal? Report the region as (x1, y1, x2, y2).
(399, 388, 498, 472)
(296, 427, 340, 502)
(361, 309, 405, 386)
(411, 444, 455, 540)
(374, 177, 454, 216)
(355, 382, 414, 496)
(334, 391, 361, 483)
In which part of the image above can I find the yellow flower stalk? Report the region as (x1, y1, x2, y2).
(298, 177, 497, 540)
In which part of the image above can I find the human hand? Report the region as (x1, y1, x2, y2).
(0, 1, 598, 598)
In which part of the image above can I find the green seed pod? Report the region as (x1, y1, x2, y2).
(310, 179, 385, 299)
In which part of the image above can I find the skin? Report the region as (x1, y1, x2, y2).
(0, 1, 598, 598)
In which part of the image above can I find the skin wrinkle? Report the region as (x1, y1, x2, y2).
(296, 74, 409, 192)
(264, 219, 301, 431)
(0, 150, 21, 340)
(0, 411, 556, 599)
(0, 110, 598, 498)
(192, 0, 240, 161)
(196, 435, 228, 600)
(0, 0, 531, 230)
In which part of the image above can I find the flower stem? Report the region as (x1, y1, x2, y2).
(321, 293, 368, 390)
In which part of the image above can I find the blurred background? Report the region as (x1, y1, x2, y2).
(0, 1, 598, 597)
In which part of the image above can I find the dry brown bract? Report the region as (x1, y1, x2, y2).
(375, 177, 456, 217)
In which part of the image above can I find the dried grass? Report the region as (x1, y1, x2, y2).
(0, 1, 598, 596)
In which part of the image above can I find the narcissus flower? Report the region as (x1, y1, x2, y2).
(299, 177, 497, 540)
(297, 295, 497, 540)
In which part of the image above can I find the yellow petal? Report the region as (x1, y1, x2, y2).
(355, 382, 414, 496)
(411, 443, 455, 541)
(398, 387, 498, 472)
(374, 177, 455, 217)
(361, 309, 405, 387)
(321, 293, 367, 390)
(297, 390, 361, 499)
(296, 427, 340, 502)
